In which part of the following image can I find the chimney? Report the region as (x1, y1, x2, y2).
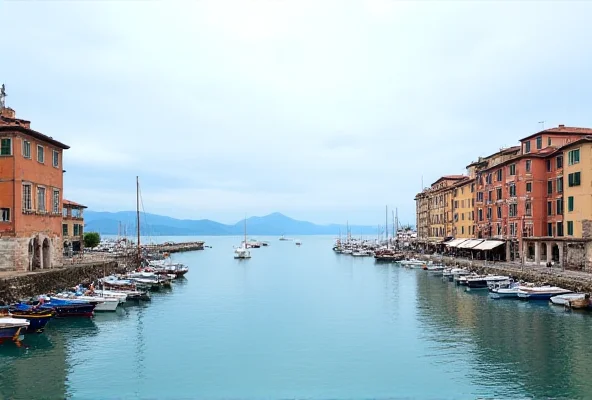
(0, 107, 15, 119)
(558, 124, 565, 128)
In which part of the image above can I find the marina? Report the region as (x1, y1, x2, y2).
(3, 235, 592, 399)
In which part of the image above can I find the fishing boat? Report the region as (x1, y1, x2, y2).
(399, 259, 426, 267)
(7, 305, 54, 333)
(374, 249, 404, 262)
(466, 275, 511, 289)
(0, 317, 29, 344)
(517, 286, 572, 300)
(550, 293, 587, 306)
(37, 297, 96, 317)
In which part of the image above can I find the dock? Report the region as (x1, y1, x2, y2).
(143, 241, 205, 254)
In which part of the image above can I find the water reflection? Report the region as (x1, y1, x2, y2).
(415, 272, 592, 399)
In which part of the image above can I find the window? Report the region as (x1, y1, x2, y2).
(557, 155, 563, 169)
(568, 149, 580, 165)
(496, 169, 502, 181)
(509, 184, 516, 197)
(37, 186, 46, 212)
(487, 207, 492, 220)
(1, 208, 9, 222)
(568, 172, 581, 187)
(52, 190, 60, 214)
(557, 222, 564, 237)
(557, 177, 563, 193)
(525, 141, 531, 153)
(548, 137, 552, 146)
(488, 191, 492, 202)
(509, 203, 517, 217)
(471, 183, 475, 192)
(567, 221, 574, 236)
(477, 192, 483, 202)
(497, 224, 502, 236)
(73, 224, 80, 236)
(63, 224, 68, 236)
(547, 180, 553, 195)
(37, 145, 44, 163)
(510, 223, 516, 236)
(0, 138, 11, 156)
(509, 164, 516, 176)
(497, 206, 502, 218)
(547, 223, 553, 237)
(52, 150, 59, 167)
(461, 226, 464, 234)
(546, 159, 552, 172)
(568, 196, 574, 212)
(536, 136, 542, 149)
(478, 209, 483, 221)
(63, 207, 68, 217)
(526, 182, 532, 193)
(525, 160, 531, 172)
(557, 198, 563, 215)
(496, 187, 502, 200)
(525, 201, 532, 216)
(22, 184, 32, 210)
(547, 201, 553, 216)
(23, 140, 31, 159)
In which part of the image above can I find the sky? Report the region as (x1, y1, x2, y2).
(2, 0, 592, 226)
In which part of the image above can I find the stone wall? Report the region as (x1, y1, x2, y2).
(0, 261, 124, 305)
(0, 235, 63, 272)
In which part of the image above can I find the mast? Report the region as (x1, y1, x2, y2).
(136, 176, 140, 261)
(385, 205, 389, 248)
(244, 215, 247, 247)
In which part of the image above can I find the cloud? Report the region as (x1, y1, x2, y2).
(4, 1, 592, 225)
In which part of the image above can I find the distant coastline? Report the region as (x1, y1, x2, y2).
(84, 211, 381, 236)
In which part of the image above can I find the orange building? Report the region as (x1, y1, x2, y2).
(0, 90, 69, 271)
(62, 199, 87, 254)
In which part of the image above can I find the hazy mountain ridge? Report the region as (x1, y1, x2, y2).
(84, 211, 377, 236)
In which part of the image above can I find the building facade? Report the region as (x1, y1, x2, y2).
(62, 200, 86, 254)
(0, 102, 69, 271)
(452, 177, 475, 238)
(416, 125, 592, 269)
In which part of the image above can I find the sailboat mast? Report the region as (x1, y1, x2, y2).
(136, 176, 140, 261)
(385, 205, 388, 248)
(244, 215, 247, 245)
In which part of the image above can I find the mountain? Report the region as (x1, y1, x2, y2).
(83, 211, 377, 236)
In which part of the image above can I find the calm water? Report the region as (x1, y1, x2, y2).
(2, 235, 592, 399)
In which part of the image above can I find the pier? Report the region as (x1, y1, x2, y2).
(143, 241, 205, 254)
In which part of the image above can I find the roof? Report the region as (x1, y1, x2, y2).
(520, 126, 592, 142)
(466, 146, 521, 168)
(451, 176, 475, 188)
(0, 124, 69, 150)
(63, 199, 87, 209)
(431, 175, 466, 186)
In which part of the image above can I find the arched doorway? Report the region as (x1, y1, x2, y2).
(528, 244, 535, 260)
(31, 237, 41, 270)
(541, 242, 548, 262)
(552, 243, 560, 262)
(28, 239, 34, 271)
(42, 238, 51, 269)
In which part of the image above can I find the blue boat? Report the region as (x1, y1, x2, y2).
(36, 298, 96, 318)
(0, 317, 30, 344)
(9, 304, 55, 333)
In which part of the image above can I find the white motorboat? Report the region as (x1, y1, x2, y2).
(235, 217, 252, 259)
(93, 290, 128, 303)
(295, 240, 302, 246)
(490, 282, 521, 299)
(53, 294, 119, 312)
(517, 286, 572, 300)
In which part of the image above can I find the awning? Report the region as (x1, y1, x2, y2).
(473, 240, 505, 251)
(457, 239, 484, 249)
(445, 238, 469, 247)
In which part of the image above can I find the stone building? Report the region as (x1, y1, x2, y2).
(0, 86, 70, 271)
(62, 199, 87, 254)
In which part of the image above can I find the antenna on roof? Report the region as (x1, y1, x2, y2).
(0, 84, 6, 110)
(538, 121, 545, 130)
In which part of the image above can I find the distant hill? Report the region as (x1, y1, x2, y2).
(83, 211, 377, 236)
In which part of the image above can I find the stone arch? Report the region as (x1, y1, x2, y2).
(42, 238, 51, 269)
(527, 243, 535, 259)
(31, 236, 41, 271)
(541, 242, 548, 260)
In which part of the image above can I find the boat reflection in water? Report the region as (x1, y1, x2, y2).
(415, 271, 592, 399)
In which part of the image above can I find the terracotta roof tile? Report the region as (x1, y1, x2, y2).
(63, 199, 87, 208)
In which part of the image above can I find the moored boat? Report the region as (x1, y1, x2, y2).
(7, 304, 54, 333)
(550, 293, 587, 306)
(517, 286, 572, 300)
(37, 297, 96, 317)
(0, 317, 29, 344)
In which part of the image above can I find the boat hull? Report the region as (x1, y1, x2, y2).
(466, 280, 488, 289)
(0, 326, 25, 343)
(41, 304, 95, 318)
(10, 312, 53, 333)
(517, 292, 571, 301)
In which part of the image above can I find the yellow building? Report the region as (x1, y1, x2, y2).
(452, 178, 475, 238)
(62, 199, 86, 254)
(415, 191, 431, 240)
(562, 139, 592, 238)
(428, 176, 465, 241)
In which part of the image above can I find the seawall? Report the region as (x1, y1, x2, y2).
(415, 254, 592, 292)
(0, 261, 125, 305)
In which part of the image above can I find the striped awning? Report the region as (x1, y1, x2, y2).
(473, 240, 505, 251)
(457, 239, 485, 249)
(445, 238, 469, 247)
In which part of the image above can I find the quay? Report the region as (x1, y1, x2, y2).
(0, 261, 124, 305)
(413, 253, 592, 293)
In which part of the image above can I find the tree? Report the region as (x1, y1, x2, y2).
(84, 232, 101, 248)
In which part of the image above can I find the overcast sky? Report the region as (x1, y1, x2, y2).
(2, 1, 592, 225)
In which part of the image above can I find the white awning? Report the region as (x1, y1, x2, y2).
(457, 239, 484, 249)
(445, 238, 469, 247)
(473, 240, 505, 251)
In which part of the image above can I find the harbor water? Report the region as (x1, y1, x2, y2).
(2, 235, 592, 399)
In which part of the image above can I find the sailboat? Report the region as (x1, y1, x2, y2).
(234, 217, 251, 259)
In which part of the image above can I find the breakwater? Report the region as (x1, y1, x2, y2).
(0, 261, 125, 305)
(144, 241, 205, 254)
(415, 254, 592, 292)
